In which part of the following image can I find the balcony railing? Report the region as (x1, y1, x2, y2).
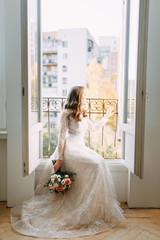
(42, 97, 121, 159)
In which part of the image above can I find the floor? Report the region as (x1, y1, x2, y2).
(0, 202, 160, 240)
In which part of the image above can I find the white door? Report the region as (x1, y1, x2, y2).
(21, 0, 43, 176)
(122, 0, 149, 179)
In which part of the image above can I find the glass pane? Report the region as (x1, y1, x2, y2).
(127, 0, 140, 125)
(30, 0, 40, 124)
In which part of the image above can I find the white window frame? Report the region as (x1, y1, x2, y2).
(21, 0, 43, 176)
(122, 0, 149, 179)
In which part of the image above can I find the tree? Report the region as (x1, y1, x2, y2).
(86, 58, 117, 99)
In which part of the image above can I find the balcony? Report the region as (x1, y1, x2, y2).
(43, 71, 57, 76)
(42, 97, 121, 159)
(43, 47, 57, 54)
(43, 59, 57, 66)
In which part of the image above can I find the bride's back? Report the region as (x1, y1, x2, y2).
(65, 109, 87, 137)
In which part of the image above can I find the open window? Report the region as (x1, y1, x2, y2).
(21, 0, 43, 176)
(21, 0, 149, 178)
(122, 0, 149, 179)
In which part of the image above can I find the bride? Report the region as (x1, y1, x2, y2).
(11, 86, 125, 239)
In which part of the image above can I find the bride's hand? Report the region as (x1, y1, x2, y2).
(54, 159, 62, 173)
(105, 107, 115, 118)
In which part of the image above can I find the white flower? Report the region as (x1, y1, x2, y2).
(51, 178, 55, 183)
(61, 179, 65, 185)
(58, 178, 61, 182)
(49, 183, 52, 187)
(57, 175, 61, 178)
(51, 174, 57, 179)
(65, 175, 69, 178)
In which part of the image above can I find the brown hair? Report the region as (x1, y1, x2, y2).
(64, 86, 88, 122)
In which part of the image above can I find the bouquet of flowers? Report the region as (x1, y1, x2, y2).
(44, 160, 76, 194)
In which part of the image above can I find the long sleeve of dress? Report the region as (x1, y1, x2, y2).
(86, 115, 108, 132)
(56, 110, 69, 161)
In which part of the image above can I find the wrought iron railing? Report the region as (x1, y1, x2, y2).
(42, 97, 121, 159)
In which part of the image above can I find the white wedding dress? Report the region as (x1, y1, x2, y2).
(11, 109, 125, 239)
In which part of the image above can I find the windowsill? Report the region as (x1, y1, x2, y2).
(36, 158, 128, 172)
(0, 130, 7, 139)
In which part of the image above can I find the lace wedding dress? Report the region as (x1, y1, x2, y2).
(11, 109, 125, 238)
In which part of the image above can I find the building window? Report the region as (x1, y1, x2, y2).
(62, 53, 67, 59)
(53, 77, 57, 83)
(62, 77, 67, 84)
(62, 41, 68, 47)
(50, 112, 57, 118)
(49, 83, 52, 87)
(50, 54, 57, 63)
(51, 66, 57, 74)
(43, 66, 47, 72)
(50, 122, 56, 129)
(48, 77, 52, 83)
(43, 77, 46, 83)
(113, 53, 117, 57)
(62, 89, 67, 96)
(51, 39, 57, 48)
(62, 66, 67, 72)
(88, 39, 94, 52)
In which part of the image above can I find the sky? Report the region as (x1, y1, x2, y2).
(42, 0, 122, 43)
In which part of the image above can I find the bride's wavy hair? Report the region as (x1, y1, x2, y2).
(64, 86, 88, 122)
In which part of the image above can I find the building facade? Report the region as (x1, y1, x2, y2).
(42, 28, 98, 98)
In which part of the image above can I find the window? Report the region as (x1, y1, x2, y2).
(51, 39, 57, 48)
(122, 0, 149, 179)
(62, 77, 67, 84)
(53, 77, 57, 83)
(50, 112, 57, 118)
(62, 53, 67, 59)
(50, 54, 57, 63)
(51, 66, 57, 74)
(48, 83, 52, 87)
(23, 0, 149, 180)
(47, 76, 57, 83)
(62, 41, 68, 47)
(50, 122, 56, 129)
(43, 66, 47, 72)
(62, 89, 67, 96)
(48, 77, 52, 83)
(62, 66, 67, 72)
(88, 39, 94, 52)
(21, 0, 42, 176)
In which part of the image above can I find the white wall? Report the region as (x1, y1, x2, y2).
(0, 0, 7, 202)
(128, 0, 160, 208)
(0, 0, 6, 129)
(3, 0, 35, 207)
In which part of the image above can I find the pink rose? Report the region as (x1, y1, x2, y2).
(64, 178, 71, 185)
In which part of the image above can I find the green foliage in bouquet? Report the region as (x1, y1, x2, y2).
(44, 160, 76, 194)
